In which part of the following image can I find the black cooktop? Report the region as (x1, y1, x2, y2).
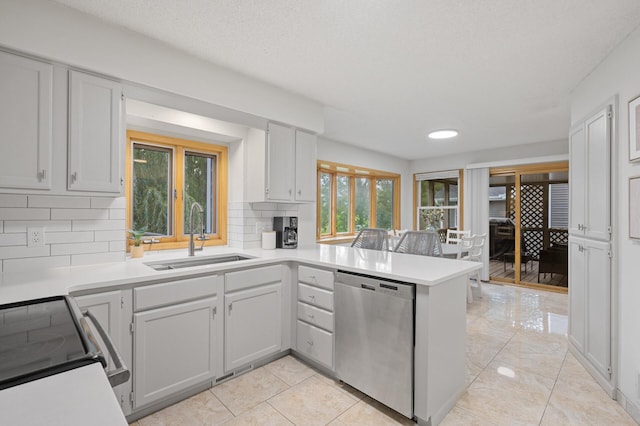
(0, 296, 104, 389)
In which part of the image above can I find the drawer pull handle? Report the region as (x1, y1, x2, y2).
(308, 295, 316, 301)
(308, 314, 315, 320)
(307, 340, 314, 346)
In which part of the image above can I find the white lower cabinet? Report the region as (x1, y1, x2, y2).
(133, 297, 218, 409)
(224, 282, 282, 372)
(296, 320, 333, 368)
(74, 289, 133, 415)
(295, 265, 335, 370)
(131, 276, 219, 410)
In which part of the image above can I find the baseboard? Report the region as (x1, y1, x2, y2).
(616, 388, 640, 424)
(568, 344, 615, 398)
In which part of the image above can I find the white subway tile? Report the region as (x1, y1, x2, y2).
(0, 208, 50, 221)
(72, 220, 125, 231)
(51, 209, 109, 220)
(0, 246, 50, 260)
(244, 240, 261, 248)
(94, 230, 126, 241)
(228, 217, 244, 226)
(3, 256, 71, 273)
(227, 209, 243, 218)
(0, 233, 26, 246)
(3, 221, 72, 233)
(0, 195, 28, 208)
(109, 241, 126, 252)
(51, 242, 110, 256)
(284, 210, 298, 216)
(71, 251, 125, 266)
(90, 197, 126, 209)
(28, 195, 90, 209)
(261, 211, 278, 217)
(252, 203, 277, 211)
(45, 232, 94, 244)
(109, 209, 126, 220)
(243, 210, 261, 218)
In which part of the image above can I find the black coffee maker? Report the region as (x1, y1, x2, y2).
(273, 216, 298, 249)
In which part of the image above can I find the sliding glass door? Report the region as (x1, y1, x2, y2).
(489, 162, 569, 291)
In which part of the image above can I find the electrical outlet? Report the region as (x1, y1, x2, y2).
(28, 227, 45, 247)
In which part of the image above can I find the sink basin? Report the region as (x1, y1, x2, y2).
(144, 254, 254, 271)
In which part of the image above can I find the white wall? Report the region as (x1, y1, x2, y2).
(0, 0, 323, 134)
(410, 139, 568, 173)
(316, 137, 412, 229)
(570, 25, 640, 417)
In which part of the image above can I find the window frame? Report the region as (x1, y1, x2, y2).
(316, 161, 401, 240)
(413, 169, 464, 231)
(125, 130, 228, 251)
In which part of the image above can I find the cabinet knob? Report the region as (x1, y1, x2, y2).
(298, 189, 302, 195)
(308, 314, 315, 320)
(71, 172, 78, 183)
(289, 189, 292, 195)
(308, 295, 316, 301)
(307, 340, 314, 346)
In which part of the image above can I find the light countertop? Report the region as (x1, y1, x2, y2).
(0, 244, 481, 304)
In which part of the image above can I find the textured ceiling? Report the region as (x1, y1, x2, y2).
(52, 0, 640, 159)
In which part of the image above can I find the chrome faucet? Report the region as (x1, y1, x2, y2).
(188, 202, 206, 256)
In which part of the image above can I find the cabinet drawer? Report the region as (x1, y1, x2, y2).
(297, 302, 334, 332)
(298, 265, 334, 290)
(296, 320, 333, 369)
(134, 276, 216, 311)
(298, 283, 333, 311)
(226, 265, 281, 292)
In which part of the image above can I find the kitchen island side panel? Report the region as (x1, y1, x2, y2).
(414, 275, 467, 425)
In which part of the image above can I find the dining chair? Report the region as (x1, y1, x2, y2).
(461, 233, 486, 302)
(446, 229, 471, 244)
(351, 228, 389, 251)
(393, 231, 443, 257)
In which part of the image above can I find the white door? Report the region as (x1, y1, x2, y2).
(567, 237, 586, 353)
(585, 239, 611, 379)
(294, 130, 317, 202)
(225, 283, 282, 372)
(75, 290, 131, 414)
(266, 123, 294, 201)
(133, 297, 217, 409)
(584, 107, 611, 241)
(68, 70, 123, 193)
(568, 124, 585, 236)
(0, 51, 52, 189)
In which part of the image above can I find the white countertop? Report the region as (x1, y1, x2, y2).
(0, 244, 481, 304)
(0, 362, 127, 426)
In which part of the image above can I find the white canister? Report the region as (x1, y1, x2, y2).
(262, 231, 276, 250)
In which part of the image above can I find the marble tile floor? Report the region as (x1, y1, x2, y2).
(130, 282, 637, 426)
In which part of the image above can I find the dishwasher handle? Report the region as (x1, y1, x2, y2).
(82, 310, 131, 388)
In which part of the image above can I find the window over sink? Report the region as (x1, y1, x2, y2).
(126, 130, 228, 251)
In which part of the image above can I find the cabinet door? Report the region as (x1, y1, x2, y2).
(294, 130, 317, 202)
(266, 123, 294, 201)
(68, 70, 123, 193)
(567, 238, 585, 352)
(584, 107, 611, 241)
(75, 290, 131, 414)
(133, 297, 217, 409)
(568, 124, 585, 236)
(0, 51, 52, 189)
(225, 283, 282, 372)
(585, 239, 611, 379)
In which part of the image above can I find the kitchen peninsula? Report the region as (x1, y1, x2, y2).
(0, 245, 480, 426)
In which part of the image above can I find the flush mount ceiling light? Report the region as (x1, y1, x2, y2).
(427, 129, 458, 140)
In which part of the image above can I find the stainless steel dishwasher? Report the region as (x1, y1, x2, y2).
(335, 270, 415, 419)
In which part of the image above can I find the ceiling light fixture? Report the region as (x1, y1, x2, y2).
(428, 129, 458, 140)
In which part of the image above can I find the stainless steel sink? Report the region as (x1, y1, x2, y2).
(144, 254, 253, 271)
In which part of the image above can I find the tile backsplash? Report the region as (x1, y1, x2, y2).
(0, 195, 298, 273)
(0, 194, 126, 273)
(227, 202, 298, 249)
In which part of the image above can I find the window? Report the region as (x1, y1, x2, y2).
(126, 130, 228, 250)
(415, 170, 462, 231)
(317, 161, 400, 239)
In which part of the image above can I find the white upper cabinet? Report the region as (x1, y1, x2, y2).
(246, 123, 317, 203)
(294, 130, 317, 202)
(569, 106, 611, 241)
(68, 70, 124, 194)
(0, 51, 52, 190)
(266, 123, 295, 201)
